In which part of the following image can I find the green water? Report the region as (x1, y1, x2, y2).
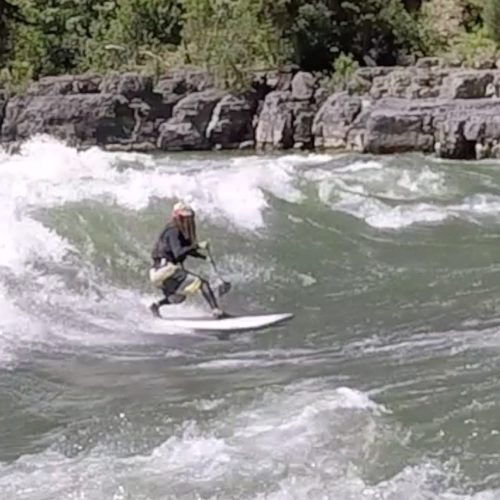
(0, 139, 499, 499)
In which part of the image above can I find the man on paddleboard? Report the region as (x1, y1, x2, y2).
(148, 201, 225, 319)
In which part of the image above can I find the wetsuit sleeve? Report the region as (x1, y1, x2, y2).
(166, 231, 198, 262)
(189, 248, 207, 260)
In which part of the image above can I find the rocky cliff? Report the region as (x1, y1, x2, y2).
(3, 60, 500, 159)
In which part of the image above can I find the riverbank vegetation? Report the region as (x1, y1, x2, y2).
(1, 0, 500, 89)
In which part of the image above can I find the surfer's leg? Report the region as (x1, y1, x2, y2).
(199, 279, 219, 310)
(150, 294, 186, 317)
(149, 297, 167, 318)
(189, 273, 224, 318)
(178, 270, 224, 318)
(149, 271, 187, 317)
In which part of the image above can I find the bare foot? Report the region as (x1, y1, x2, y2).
(211, 308, 226, 319)
(150, 303, 161, 318)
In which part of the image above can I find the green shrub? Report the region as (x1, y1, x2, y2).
(484, 0, 500, 44)
(444, 26, 498, 68)
(181, 0, 290, 89)
(0, 60, 33, 94)
(3, 0, 500, 86)
(8, 0, 183, 78)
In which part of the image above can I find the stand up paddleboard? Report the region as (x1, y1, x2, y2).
(159, 312, 294, 333)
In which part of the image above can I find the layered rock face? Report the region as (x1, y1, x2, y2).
(313, 63, 500, 159)
(3, 61, 500, 159)
(0, 70, 256, 152)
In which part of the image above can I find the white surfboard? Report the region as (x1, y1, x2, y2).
(159, 312, 293, 332)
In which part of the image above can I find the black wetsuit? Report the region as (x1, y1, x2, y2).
(152, 223, 205, 268)
(151, 223, 218, 309)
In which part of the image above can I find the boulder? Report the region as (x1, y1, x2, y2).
(440, 71, 495, 99)
(409, 69, 447, 98)
(370, 69, 414, 98)
(154, 67, 214, 95)
(363, 100, 435, 154)
(356, 66, 399, 81)
(292, 101, 316, 148)
(345, 108, 373, 152)
(367, 67, 450, 99)
(312, 93, 365, 149)
(255, 91, 294, 150)
(97, 73, 175, 144)
(156, 89, 226, 150)
(434, 100, 500, 158)
(434, 116, 476, 159)
(251, 65, 299, 94)
(313, 87, 331, 108)
(172, 89, 225, 125)
(157, 121, 206, 151)
(99, 72, 154, 99)
(1, 94, 134, 146)
(356, 97, 500, 158)
(26, 74, 102, 96)
(206, 93, 257, 148)
(291, 71, 316, 101)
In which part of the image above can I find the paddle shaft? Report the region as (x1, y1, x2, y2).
(206, 246, 231, 296)
(206, 246, 225, 279)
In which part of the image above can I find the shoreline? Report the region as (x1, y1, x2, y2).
(3, 60, 500, 160)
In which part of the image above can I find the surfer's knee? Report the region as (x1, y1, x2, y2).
(199, 278, 210, 292)
(167, 293, 186, 304)
(199, 279, 218, 309)
(200, 278, 216, 298)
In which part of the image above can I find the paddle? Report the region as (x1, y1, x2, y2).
(205, 244, 231, 297)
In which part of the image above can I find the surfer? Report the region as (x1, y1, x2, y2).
(148, 201, 225, 319)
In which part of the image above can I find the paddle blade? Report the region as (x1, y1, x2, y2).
(217, 281, 231, 297)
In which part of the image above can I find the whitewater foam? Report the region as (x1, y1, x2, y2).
(0, 379, 489, 499)
(305, 159, 500, 229)
(3, 136, 500, 287)
(0, 283, 48, 365)
(0, 139, 497, 352)
(0, 135, 318, 232)
(2, 136, 500, 499)
(0, 136, 337, 362)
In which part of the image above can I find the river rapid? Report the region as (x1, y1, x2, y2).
(1, 136, 500, 499)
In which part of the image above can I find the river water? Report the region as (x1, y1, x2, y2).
(1, 136, 500, 499)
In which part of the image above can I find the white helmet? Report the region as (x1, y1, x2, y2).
(172, 201, 194, 219)
(171, 201, 196, 241)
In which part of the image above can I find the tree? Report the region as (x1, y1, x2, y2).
(484, 0, 500, 44)
(8, 0, 184, 77)
(279, 0, 432, 71)
(181, 0, 290, 88)
(0, 0, 29, 64)
(82, 0, 183, 71)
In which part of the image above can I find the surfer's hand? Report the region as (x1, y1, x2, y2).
(197, 240, 209, 251)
